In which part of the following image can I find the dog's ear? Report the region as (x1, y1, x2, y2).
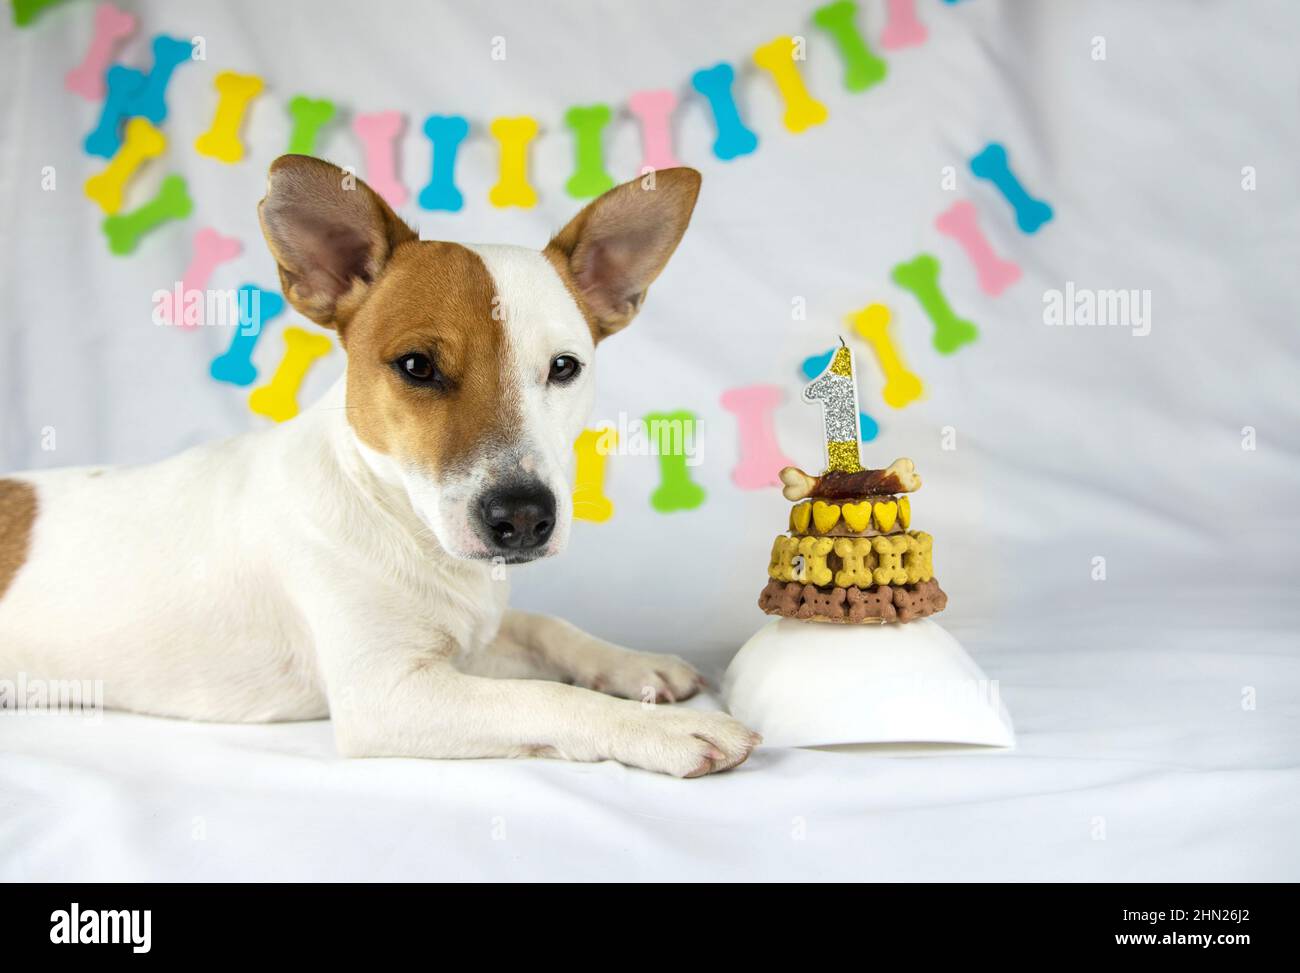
(545, 168, 701, 341)
(258, 154, 417, 331)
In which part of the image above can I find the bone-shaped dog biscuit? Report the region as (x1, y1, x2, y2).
(84, 65, 145, 158)
(881, 0, 928, 50)
(488, 117, 540, 208)
(286, 95, 337, 155)
(848, 302, 924, 408)
(249, 327, 333, 423)
(811, 0, 887, 92)
(752, 37, 828, 133)
(970, 141, 1053, 234)
(125, 35, 194, 124)
(195, 71, 265, 164)
(563, 104, 615, 199)
(720, 384, 796, 490)
(84, 117, 166, 215)
(65, 3, 137, 101)
(418, 114, 469, 212)
(690, 64, 758, 161)
(169, 228, 242, 327)
(102, 173, 191, 255)
(353, 111, 408, 207)
(627, 90, 681, 172)
(210, 285, 286, 386)
(891, 254, 979, 355)
(935, 200, 1022, 296)
(573, 428, 615, 523)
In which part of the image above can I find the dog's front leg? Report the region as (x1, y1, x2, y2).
(480, 611, 706, 703)
(321, 627, 757, 777)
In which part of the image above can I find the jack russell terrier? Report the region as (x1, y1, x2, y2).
(0, 156, 759, 777)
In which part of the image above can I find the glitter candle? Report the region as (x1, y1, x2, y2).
(802, 339, 863, 472)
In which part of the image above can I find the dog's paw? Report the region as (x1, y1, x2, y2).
(582, 650, 704, 703)
(612, 707, 761, 778)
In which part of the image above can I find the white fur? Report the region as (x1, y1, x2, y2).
(0, 245, 758, 777)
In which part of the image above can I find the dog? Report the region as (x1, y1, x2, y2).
(0, 156, 759, 778)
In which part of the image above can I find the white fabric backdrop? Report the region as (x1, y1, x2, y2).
(1, 0, 1297, 881)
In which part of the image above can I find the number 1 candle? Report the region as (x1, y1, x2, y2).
(802, 338, 863, 472)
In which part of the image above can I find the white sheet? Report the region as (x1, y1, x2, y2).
(2, 0, 1298, 881)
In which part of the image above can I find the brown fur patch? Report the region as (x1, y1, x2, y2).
(0, 479, 37, 600)
(343, 242, 516, 475)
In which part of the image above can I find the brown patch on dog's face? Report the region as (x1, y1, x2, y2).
(0, 479, 37, 601)
(343, 241, 512, 478)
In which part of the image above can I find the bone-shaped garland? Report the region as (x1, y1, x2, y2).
(210, 285, 286, 386)
(690, 64, 758, 161)
(969, 141, 1054, 234)
(564, 104, 616, 199)
(891, 254, 979, 355)
(488, 117, 539, 208)
(84, 65, 145, 158)
(935, 200, 1022, 296)
(646, 411, 706, 513)
(881, 0, 928, 50)
(84, 117, 165, 215)
(848, 303, 924, 407)
(627, 90, 681, 172)
(353, 111, 408, 207)
(102, 173, 191, 255)
(124, 35, 194, 124)
(418, 114, 469, 212)
(811, 0, 887, 92)
(573, 428, 615, 523)
(195, 71, 264, 164)
(167, 228, 243, 327)
(752, 36, 828, 134)
(65, 3, 137, 101)
(720, 385, 797, 490)
(249, 327, 334, 423)
(286, 95, 337, 155)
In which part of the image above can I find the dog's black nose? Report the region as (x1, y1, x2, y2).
(479, 486, 556, 551)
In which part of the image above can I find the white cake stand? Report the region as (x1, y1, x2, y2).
(722, 617, 1015, 754)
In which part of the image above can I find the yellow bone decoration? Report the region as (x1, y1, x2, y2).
(84, 117, 166, 215)
(849, 302, 924, 408)
(790, 502, 812, 534)
(841, 501, 872, 532)
(873, 499, 899, 533)
(797, 535, 834, 587)
(488, 116, 539, 208)
(752, 36, 829, 134)
(573, 427, 615, 522)
(195, 71, 265, 164)
(871, 534, 910, 586)
(833, 536, 875, 588)
(249, 327, 333, 422)
(812, 500, 841, 533)
(904, 531, 934, 583)
(898, 495, 911, 529)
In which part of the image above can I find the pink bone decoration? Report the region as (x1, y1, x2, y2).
(627, 89, 682, 171)
(720, 384, 798, 491)
(65, 3, 138, 100)
(171, 228, 243, 327)
(352, 111, 408, 207)
(880, 0, 928, 51)
(934, 200, 1022, 297)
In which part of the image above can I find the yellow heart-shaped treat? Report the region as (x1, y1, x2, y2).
(812, 501, 841, 533)
(873, 500, 899, 533)
(841, 501, 872, 532)
(898, 495, 911, 529)
(790, 502, 812, 533)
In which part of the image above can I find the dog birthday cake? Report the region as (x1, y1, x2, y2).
(758, 342, 946, 624)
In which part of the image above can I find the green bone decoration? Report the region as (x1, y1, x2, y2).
(890, 254, 979, 355)
(286, 96, 337, 155)
(645, 411, 706, 513)
(102, 173, 192, 255)
(811, 0, 888, 93)
(563, 104, 616, 199)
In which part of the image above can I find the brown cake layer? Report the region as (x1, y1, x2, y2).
(758, 578, 947, 624)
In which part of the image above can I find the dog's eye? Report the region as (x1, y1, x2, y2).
(549, 355, 582, 384)
(394, 353, 441, 386)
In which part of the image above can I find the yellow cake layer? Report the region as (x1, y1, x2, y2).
(788, 496, 912, 535)
(767, 531, 934, 588)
